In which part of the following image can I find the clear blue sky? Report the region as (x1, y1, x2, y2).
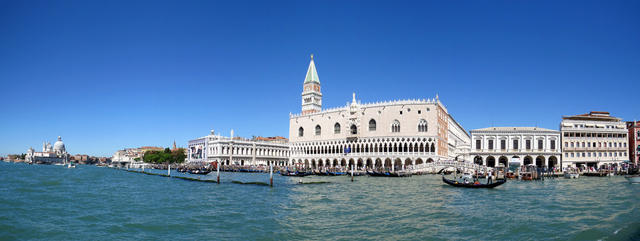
(1, 0, 638, 157)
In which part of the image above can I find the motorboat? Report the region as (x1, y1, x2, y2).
(564, 172, 579, 179)
(624, 175, 640, 183)
(564, 168, 579, 179)
(67, 163, 76, 168)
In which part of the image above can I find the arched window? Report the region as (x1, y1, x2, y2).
(391, 120, 400, 133)
(369, 119, 377, 131)
(315, 125, 321, 136)
(418, 119, 427, 132)
(334, 123, 341, 134)
(298, 127, 304, 137)
(350, 125, 357, 134)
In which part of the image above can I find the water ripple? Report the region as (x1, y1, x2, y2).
(1, 162, 638, 240)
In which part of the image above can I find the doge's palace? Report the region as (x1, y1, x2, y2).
(288, 55, 470, 170)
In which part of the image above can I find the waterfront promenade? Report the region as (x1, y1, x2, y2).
(1, 162, 639, 240)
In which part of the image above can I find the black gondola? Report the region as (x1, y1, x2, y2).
(442, 176, 506, 188)
(280, 171, 312, 177)
(367, 171, 390, 177)
(314, 170, 329, 176)
(327, 171, 346, 176)
(188, 169, 211, 175)
(389, 172, 412, 177)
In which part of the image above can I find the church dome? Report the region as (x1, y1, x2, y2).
(53, 136, 66, 153)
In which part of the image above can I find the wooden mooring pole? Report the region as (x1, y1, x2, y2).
(216, 161, 220, 184)
(351, 164, 354, 182)
(269, 164, 273, 187)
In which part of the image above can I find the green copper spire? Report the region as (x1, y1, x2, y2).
(304, 54, 320, 84)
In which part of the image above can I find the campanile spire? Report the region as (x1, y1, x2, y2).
(301, 54, 322, 115)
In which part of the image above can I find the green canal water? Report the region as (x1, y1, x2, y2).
(1, 162, 639, 240)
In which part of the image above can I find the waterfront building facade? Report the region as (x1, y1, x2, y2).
(25, 136, 69, 164)
(288, 55, 470, 169)
(560, 111, 628, 168)
(469, 127, 561, 169)
(111, 146, 163, 167)
(626, 121, 640, 165)
(187, 130, 289, 166)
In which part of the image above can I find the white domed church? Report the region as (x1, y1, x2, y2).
(26, 136, 69, 164)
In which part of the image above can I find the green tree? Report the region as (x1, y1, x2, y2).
(142, 148, 186, 164)
(171, 148, 186, 163)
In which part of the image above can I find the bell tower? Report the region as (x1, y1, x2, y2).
(301, 54, 322, 115)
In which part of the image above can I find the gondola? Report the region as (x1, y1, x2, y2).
(314, 170, 329, 176)
(367, 171, 391, 177)
(442, 176, 506, 188)
(328, 171, 346, 176)
(188, 169, 211, 175)
(389, 172, 412, 177)
(280, 171, 312, 177)
(352, 171, 366, 176)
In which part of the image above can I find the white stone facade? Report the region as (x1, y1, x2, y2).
(111, 149, 138, 166)
(288, 56, 470, 170)
(448, 116, 471, 161)
(470, 127, 561, 169)
(560, 111, 628, 168)
(187, 130, 290, 166)
(26, 136, 69, 164)
(110, 147, 159, 167)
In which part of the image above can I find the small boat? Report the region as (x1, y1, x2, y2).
(313, 170, 329, 176)
(624, 175, 640, 183)
(505, 172, 517, 179)
(564, 172, 579, 179)
(188, 169, 211, 175)
(520, 172, 533, 181)
(280, 171, 312, 177)
(351, 171, 366, 176)
(388, 172, 412, 177)
(328, 171, 346, 176)
(564, 168, 579, 179)
(442, 176, 506, 188)
(67, 163, 76, 168)
(367, 171, 390, 177)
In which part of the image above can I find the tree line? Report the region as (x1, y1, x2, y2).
(142, 148, 186, 164)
